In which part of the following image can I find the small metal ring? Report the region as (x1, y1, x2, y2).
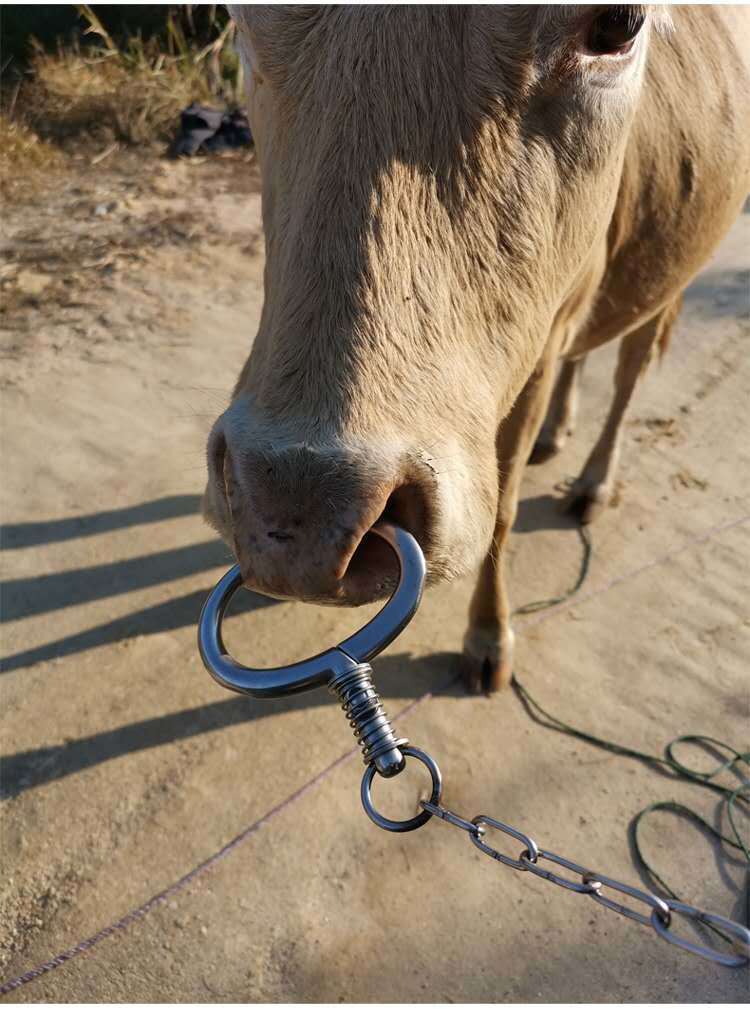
(361, 747, 442, 832)
(198, 522, 425, 698)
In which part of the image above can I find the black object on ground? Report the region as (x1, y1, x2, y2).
(171, 103, 253, 157)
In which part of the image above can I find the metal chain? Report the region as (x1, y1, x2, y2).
(419, 799, 750, 969)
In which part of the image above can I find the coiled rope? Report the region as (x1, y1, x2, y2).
(511, 521, 748, 954)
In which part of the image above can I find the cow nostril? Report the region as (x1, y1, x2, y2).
(340, 480, 433, 599)
(268, 530, 295, 542)
(381, 481, 431, 551)
(343, 529, 399, 596)
(210, 429, 228, 488)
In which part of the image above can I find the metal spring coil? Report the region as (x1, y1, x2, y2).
(328, 663, 408, 774)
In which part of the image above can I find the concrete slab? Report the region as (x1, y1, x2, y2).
(1, 171, 747, 1002)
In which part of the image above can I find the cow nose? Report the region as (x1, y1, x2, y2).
(211, 434, 433, 604)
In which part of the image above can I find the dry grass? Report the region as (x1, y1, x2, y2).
(0, 114, 66, 201)
(11, 6, 243, 148)
(1, 8, 244, 204)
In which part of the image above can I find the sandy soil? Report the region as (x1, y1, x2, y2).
(1, 150, 748, 1002)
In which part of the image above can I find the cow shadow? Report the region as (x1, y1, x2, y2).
(0, 495, 279, 674)
(1, 495, 202, 550)
(1, 650, 464, 800)
(514, 492, 578, 534)
(681, 266, 750, 321)
(1, 492, 581, 675)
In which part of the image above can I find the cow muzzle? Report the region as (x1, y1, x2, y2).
(204, 425, 437, 605)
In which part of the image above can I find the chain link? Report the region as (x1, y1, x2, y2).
(419, 800, 749, 969)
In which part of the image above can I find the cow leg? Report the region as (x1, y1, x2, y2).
(530, 356, 584, 464)
(569, 301, 679, 524)
(462, 340, 560, 693)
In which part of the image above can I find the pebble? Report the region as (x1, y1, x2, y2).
(94, 200, 119, 216)
(15, 271, 52, 297)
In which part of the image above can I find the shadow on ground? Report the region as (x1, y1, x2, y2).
(514, 493, 578, 534)
(1, 491, 575, 675)
(1, 495, 201, 550)
(0, 496, 275, 674)
(4, 643, 744, 953)
(1, 650, 462, 800)
(682, 266, 750, 320)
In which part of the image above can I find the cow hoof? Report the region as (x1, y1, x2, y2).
(567, 483, 612, 525)
(461, 627, 514, 694)
(529, 435, 565, 465)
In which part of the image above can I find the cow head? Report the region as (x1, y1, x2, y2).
(204, 5, 663, 603)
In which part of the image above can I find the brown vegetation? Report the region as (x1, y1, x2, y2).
(0, 115, 65, 201)
(0, 5, 242, 201)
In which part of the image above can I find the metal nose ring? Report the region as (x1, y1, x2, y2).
(199, 522, 442, 821)
(198, 522, 426, 698)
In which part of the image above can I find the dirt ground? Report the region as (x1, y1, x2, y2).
(1, 149, 748, 1003)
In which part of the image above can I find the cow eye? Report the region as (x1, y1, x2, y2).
(585, 6, 645, 56)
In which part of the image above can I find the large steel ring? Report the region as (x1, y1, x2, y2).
(198, 522, 426, 697)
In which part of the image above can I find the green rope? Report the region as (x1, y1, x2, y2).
(631, 793, 750, 897)
(509, 522, 749, 949)
(512, 524, 592, 615)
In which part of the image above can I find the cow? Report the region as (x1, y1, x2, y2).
(203, 5, 750, 693)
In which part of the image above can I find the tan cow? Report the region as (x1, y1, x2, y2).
(204, 5, 750, 692)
